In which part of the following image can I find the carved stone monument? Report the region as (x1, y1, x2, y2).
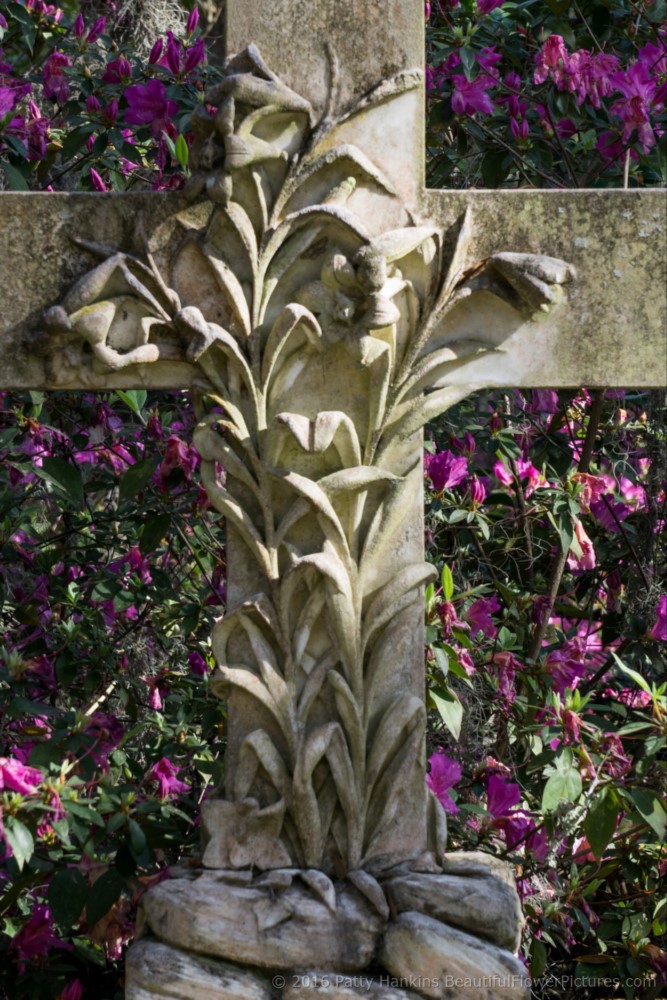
(0, 1, 664, 997)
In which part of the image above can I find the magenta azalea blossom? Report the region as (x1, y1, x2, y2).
(466, 595, 500, 638)
(42, 51, 72, 102)
(426, 751, 462, 814)
(486, 774, 521, 818)
(451, 74, 496, 116)
(0, 757, 42, 794)
(124, 79, 178, 137)
(426, 449, 468, 491)
(149, 757, 190, 798)
(9, 904, 69, 971)
(477, 0, 505, 14)
(649, 595, 667, 641)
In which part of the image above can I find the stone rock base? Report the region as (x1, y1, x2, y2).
(126, 858, 530, 1000)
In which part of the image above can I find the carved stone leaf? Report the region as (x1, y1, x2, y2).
(205, 252, 253, 336)
(300, 869, 337, 914)
(273, 411, 361, 466)
(379, 385, 483, 451)
(193, 421, 262, 499)
(362, 563, 437, 653)
(269, 468, 351, 559)
(213, 666, 291, 740)
(280, 144, 397, 212)
(200, 464, 272, 576)
(317, 467, 400, 496)
(293, 722, 360, 868)
(235, 729, 292, 803)
(396, 341, 493, 403)
(365, 693, 425, 801)
(347, 869, 390, 921)
(261, 304, 323, 391)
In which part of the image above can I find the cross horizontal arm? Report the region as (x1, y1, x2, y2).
(0, 188, 663, 391)
(419, 188, 666, 389)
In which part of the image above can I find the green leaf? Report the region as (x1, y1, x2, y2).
(430, 685, 463, 740)
(86, 868, 125, 927)
(174, 134, 189, 168)
(115, 390, 147, 417)
(584, 790, 619, 860)
(61, 126, 94, 162)
(542, 767, 582, 813)
(34, 457, 84, 507)
(48, 869, 88, 931)
(612, 653, 652, 695)
(481, 150, 511, 188)
(118, 459, 157, 502)
(4, 820, 34, 871)
(459, 47, 476, 81)
(629, 789, 667, 841)
(441, 564, 454, 601)
(1, 161, 29, 191)
(128, 818, 148, 860)
(139, 512, 171, 554)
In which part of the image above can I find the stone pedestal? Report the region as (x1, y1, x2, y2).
(126, 856, 529, 1000)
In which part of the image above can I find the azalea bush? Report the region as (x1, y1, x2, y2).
(0, 0, 222, 192)
(0, 388, 224, 999)
(422, 388, 666, 996)
(0, 1, 665, 999)
(425, 0, 666, 188)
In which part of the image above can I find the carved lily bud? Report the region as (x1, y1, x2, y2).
(354, 247, 387, 293)
(321, 252, 357, 292)
(216, 73, 312, 115)
(490, 252, 575, 313)
(362, 292, 401, 330)
(43, 305, 72, 334)
(206, 172, 233, 205)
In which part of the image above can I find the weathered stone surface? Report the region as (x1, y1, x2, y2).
(383, 870, 523, 952)
(283, 972, 422, 998)
(125, 938, 274, 1000)
(380, 912, 531, 1000)
(441, 851, 517, 889)
(140, 872, 383, 971)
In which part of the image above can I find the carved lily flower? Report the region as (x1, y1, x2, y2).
(296, 246, 406, 344)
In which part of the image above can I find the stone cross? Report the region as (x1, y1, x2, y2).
(1, 1, 665, 997)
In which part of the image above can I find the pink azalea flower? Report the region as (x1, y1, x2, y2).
(649, 595, 667, 641)
(566, 519, 596, 572)
(0, 757, 42, 794)
(486, 774, 521, 818)
(437, 600, 465, 638)
(9, 905, 69, 971)
(149, 758, 190, 798)
(124, 79, 178, 137)
(188, 651, 209, 677)
(466, 475, 487, 505)
(102, 56, 132, 84)
(148, 39, 164, 65)
(489, 651, 523, 705)
(89, 167, 107, 192)
(571, 472, 606, 513)
(426, 450, 468, 491)
(426, 751, 462, 814)
(534, 35, 570, 89)
(546, 638, 589, 694)
(529, 389, 559, 414)
(466, 595, 500, 638)
(42, 51, 72, 102)
(477, 0, 505, 13)
(493, 459, 513, 486)
(452, 73, 496, 116)
(57, 981, 85, 1000)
